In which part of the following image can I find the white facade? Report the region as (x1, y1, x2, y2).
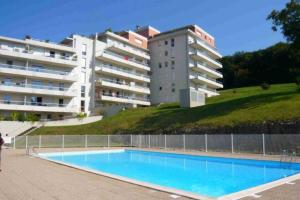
(0, 31, 151, 120)
(148, 25, 223, 105)
(0, 24, 222, 120)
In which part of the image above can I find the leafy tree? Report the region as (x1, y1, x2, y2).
(11, 111, 19, 121)
(267, 0, 300, 47)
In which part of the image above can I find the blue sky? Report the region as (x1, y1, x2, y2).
(0, 0, 288, 55)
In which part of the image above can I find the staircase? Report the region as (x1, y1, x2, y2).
(0, 121, 35, 137)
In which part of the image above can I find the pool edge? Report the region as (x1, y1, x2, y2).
(32, 149, 300, 200)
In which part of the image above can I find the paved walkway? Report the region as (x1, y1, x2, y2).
(0, 148, 300, 200)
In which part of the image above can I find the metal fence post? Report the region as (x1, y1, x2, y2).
(205, 134, 208, 152)
(13, 136, 16, 149)
(62, 135, 64, 149)
(183, 134, 186, 151)
(39, 135, 41, 149)
(108, 135, 110, 148)
(25, 136, 28, 150)
(262, 133, 266, 156)
(85, 135, 87, 148)
(164, 134, 167, 149)
(130, 134, 132, 147)
(231, 133, 234, 154)
(148, 134, 151, 148)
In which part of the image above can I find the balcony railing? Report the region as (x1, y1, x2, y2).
(27, 37, 73, 48)
(100, 78, 148, 89)
(0, 100, 69, 107)
(193, 61, 222, 75)
(99, 64, 150, 79)
(102, 50, 149, 66)
(191, 72, 223, 85)
(189, 39, 218, 51)
(108, 41, 149, 58)
(101, 93, 150, 102)
(0, 46, 77, 61)
(0, 63, 72, 76)
(0, 82, 70, 92)
(190, 51, 222, 65)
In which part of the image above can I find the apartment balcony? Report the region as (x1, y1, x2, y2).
(189, 61, 223, 78)
(188, 39, 222, 59)
(0, 100, 77, 113)
(95, 64, 150, 83)
(0, 47, 77, 67)
(0, 63, 77, 82)
(195, 86, 220, 97)
(189, 73, 223, 88)
(0, 82, 77, 97)
(96, 50, 150, 71)
(97, 93, 150, 106)
(107, 42, 150, 60)
(96, 78, 150, 95)
(189, 51, 222, 68)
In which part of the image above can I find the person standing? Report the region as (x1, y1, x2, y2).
(0, 133, 4, 172)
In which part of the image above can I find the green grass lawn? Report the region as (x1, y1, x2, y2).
(31, 83, 300, 135)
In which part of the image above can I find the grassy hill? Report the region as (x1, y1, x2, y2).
(31, 83, 300, 135)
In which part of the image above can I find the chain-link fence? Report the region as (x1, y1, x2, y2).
(9, 134, 300, 155)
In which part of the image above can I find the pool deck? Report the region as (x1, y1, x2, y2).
(1, 148, 300, 200)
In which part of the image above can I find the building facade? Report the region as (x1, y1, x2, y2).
(0, 24, 222, 120)
(141, 25, 223, 105)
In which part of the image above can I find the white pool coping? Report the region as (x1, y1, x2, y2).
(34, 149, 300, 200)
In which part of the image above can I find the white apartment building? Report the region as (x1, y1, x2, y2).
(0, 29, 151, 120)
(0, 24, 222, 120)
(137, 25, 223, 104)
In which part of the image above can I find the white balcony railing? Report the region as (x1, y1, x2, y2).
(107, 41, 150, 59)
(0, 82, 70, 92)
(0, 46, 77, 61)
(190, 72, 223, 85)
(101, 93, 150, 102)
(98, 64, 150, 79)
(100, 78, 149, 90)
(194, 61, 222, 76)
(0, 100, 69, 108)
(0, 63, 73, 76)
(103, 50, 149, 66)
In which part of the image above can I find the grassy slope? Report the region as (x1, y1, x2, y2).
(31, 83, 300, 135)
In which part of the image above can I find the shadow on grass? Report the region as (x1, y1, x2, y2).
(134, 90, 298, 130)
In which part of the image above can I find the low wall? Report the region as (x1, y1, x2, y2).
(43, 116, 103, 127)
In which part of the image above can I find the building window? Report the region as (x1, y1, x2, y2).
(81, 58, 87, 68)
(158, 62, 162, 68)
(171, 38, 175, 47)
(59, 99, 64, 107)
(82, 44, 87, 55)
(59, 83, 64, 91)
(165, 61, 168, 67)
(6, 60, 13, 65)
(164, 40, 168, 45)
(81, 85, 86, 97)
(164, 51, 168, 56)
(50, 51, 55, 58)
(171, 60, 175, 68)
(172, 88, 175, 92)
(81, 100, 85, 112)
(159, 86, 162, 90)
(3, 95, 11, 104)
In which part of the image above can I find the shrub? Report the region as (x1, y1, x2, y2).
(11, 111, 20, 121)
(261, 83, 270, 90)
(0, 114, 4, 121)
(76, 112, 87, 121)
(26, 113, 39, 123)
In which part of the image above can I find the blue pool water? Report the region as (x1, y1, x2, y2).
(39, 150, 300, 198)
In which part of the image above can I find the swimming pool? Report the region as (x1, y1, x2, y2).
(38, 149, 300, 199)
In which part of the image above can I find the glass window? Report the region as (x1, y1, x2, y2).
(82, 44, 87, 55)
(164, 51, 168, 56)
(165, 61, 168, 67)
(81, 85, 86, 97)
(3, 95, 11, 104)
(59, 83, 64, 91)
(164, 40, 168, 45)
(6, 60, 13, 65)
(159, 86, 162, 90)
(50, 51, 55, 57)
(158, 62, 162, 68)
(81, 100, 85, 112)
(171, 38, 175, 47)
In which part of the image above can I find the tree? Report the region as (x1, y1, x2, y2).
(267, 0, 300, 48)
